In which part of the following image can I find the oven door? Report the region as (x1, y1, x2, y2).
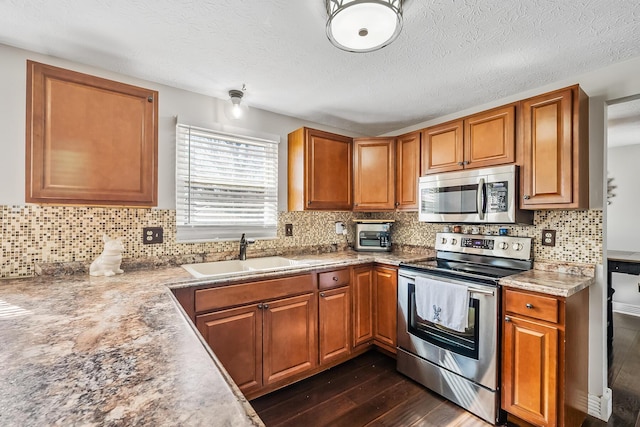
(397, 269, 500, 391)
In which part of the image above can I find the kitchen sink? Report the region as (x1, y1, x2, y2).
(181, 256, 311, 279)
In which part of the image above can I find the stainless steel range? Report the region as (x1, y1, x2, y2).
(397, 232, 532, 425)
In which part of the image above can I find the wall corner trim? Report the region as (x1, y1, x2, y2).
(588, 388, 612, 421)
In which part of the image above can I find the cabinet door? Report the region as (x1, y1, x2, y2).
(373, 266, 398, 352)
(319, 286, 351, 364)
(421, 120, 464, 174)
(520, 87, 575, 208)
(464, 105, 515, 169)
(395, 132, 421, 210)
(196, 305, 262, 394)
(26, 60, 158, 206)
(502, 315, 558, 427)
(352, 266, 374, 348)
(353, 138, 395, 211)
(263, 293, 317, 385)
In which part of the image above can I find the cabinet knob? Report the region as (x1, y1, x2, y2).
(505, 316, 512, 322)
(395, 202, 400, 206)
(147, 96, 154, 102)
(526, 303, 534, 309)
(523, 195, 531, 200)
(263, 303, 269, 309)
(308, 201, 312, 205)
(333, 276, 339, 281)
(257, 303, 264, 309)
(463, 161, 469, 165)
(458, 162, 464, 166)
(320, 292, 326, 298)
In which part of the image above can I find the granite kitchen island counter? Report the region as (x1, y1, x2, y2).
(0, 250, 432, 426)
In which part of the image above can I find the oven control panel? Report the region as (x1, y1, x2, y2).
(435, 232, 532, 260)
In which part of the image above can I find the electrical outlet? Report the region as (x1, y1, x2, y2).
(285, 223, 293, 237)
(542, 229, 556, 246)
(335, 221, 346, 235)
(143, 227, 163, 244)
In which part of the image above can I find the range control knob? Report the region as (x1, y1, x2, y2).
(512, 242, 524, 251)
(441, 237, 447, 245)
(498, 242, 509, 250)
(450, 238, 457, 245)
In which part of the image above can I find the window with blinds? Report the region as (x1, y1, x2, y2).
(176, 124, 279, 242)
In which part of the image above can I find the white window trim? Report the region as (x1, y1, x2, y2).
(176, 123, 279, 243)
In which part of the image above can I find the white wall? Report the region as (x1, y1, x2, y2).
(0, 43, 362, 211)
(607, 143, 640, 312)
(607, 144, 640, 251)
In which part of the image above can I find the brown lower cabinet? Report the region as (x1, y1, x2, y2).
(373, 265, 398, 353)
(318, 285, 351, 364)
(195, 275, 317, 398)
(501, 287, 589, 427)
(351, 264, 398, 354)
(318, 267, 352, 365)
(352, 265, 375, 348)
(191, 264, 399, 400)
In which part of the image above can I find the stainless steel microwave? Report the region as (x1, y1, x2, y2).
(418, 165, 533, 224)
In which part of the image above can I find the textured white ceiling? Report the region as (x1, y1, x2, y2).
(1, 0, 640, 135)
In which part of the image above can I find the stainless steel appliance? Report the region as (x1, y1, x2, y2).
(354, 220, 393, 252)
(397, 232, 532, 424)
(418, 164, 533, 224)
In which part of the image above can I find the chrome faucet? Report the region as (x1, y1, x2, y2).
(239, 233, 254, 260)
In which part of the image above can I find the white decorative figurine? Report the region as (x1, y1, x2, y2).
(89, 235, 124, 277)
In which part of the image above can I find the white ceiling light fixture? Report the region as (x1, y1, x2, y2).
(228, 88, 245, 119)
(326, 0, 403, 53)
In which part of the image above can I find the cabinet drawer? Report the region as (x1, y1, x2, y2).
(505, 289, 559, 323)
(318, 268, 350, 290)
(195, 274, 314, 313)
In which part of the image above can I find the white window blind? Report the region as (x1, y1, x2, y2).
(176, 123, 278, 242)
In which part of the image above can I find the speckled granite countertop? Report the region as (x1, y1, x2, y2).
(499, 261, 595, 297)
(0, 251, 432, 426)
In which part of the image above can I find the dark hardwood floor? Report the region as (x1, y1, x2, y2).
(251, 312, 640, 427)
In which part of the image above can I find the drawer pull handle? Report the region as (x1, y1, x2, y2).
(526, 303, 534, 309)
(333, 276, 339, 281)
(320, 292, 326, 298)
(505, 316, 511, 322)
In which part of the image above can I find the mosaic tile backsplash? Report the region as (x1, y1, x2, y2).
(0, 205, 602, 279)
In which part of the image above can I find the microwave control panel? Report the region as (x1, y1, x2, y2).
(486, 181, 508, 213)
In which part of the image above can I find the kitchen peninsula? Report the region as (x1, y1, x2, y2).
(0, 250, 595, 426)
(0, 252, 428, 426)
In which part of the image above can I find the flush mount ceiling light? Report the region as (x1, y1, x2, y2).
(326, 0, 403, 53)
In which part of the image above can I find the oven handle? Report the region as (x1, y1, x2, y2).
(399, 274, 495, 297)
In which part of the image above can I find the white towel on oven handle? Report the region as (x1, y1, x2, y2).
(414, 276, 469, 332)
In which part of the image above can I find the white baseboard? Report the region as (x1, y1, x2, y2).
(613, 301, 640, 317)
(588, 388, 613, 421)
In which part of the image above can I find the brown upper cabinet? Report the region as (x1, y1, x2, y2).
(353, 137, 395, 211)
(520, 85, 589, 209)
(395, 131, 421, 210)
(26, 61, 158, 206)
(421, 104, 516, 175)
(288, 127, 353, 211)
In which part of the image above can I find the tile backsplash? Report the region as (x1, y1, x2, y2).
(0, 205, 602, 279)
